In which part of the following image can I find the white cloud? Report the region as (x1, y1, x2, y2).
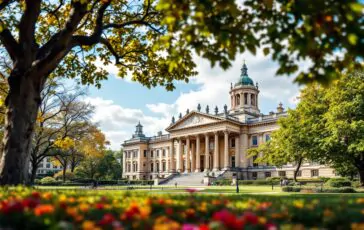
(85, 97, 170, 150)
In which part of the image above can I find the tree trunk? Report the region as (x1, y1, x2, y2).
(0, 71, 43, 185)
(30, 161, 38, 185)
(293, 157, 304, 182)
(358, 169, 364, 187)
(62, 166, 67, 183)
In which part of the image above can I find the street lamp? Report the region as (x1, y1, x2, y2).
(236, 167, 239, 193)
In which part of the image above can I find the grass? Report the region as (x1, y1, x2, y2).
(35, 184, 364, 197)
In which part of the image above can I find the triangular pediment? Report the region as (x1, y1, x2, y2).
(166, 111, 225, 131)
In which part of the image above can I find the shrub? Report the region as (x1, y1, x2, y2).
(325, 178, 352, 188)
(53, 170, 75, 181)
(40, 177, 60, 185)
(314, 187, 356, 193)
(282, 186, 301, 192)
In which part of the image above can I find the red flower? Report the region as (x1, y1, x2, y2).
(0, 201, 24, 214)
(213, 209, 244, 229)
(199, 224, 210, 230)
(21, 198, 39, 209)
(98, 213, 115, 226)
(242, 211, 258, 225)
(95, 203, 104, 210)
(31, 191, 41, 199)
(166, 207, 174, 215)
(123, 205, 140, 219)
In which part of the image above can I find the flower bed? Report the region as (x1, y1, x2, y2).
(0, 187, 364, 229)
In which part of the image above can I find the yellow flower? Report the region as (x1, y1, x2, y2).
(258, 217, 267, 224)
(79, 203, 90, 212)
(293, 200, 304, 209)
(153, 216, 180, 230)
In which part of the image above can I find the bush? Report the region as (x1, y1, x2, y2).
(325, 178, 352, 188)
(53, 170, 75, 181)
(282, 186, 301, 192)
(314, 187, 356, 193)
(40, 177, 61, 185)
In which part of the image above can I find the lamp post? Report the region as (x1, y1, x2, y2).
(236, 167, 239, 193)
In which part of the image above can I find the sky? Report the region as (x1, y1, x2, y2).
(85, 50, 308, 150)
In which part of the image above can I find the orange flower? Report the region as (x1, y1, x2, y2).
(42, 192, 52, 200)
(34, 204, 55, 216)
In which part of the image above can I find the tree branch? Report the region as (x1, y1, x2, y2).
(19, 0, 42, 57)
(100, 37, 120, 64)
(0, 24, 20, 61)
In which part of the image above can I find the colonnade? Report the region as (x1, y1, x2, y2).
(170, 131, 241, 172)
(231, 92, 258, 108)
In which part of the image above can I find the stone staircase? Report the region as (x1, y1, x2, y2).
(163, 172, 205, 186)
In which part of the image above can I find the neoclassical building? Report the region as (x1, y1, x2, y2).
(122, 63, 335, 180)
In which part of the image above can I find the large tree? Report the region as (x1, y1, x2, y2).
(0, 0, 362, 184)
(323, 71, 364, 184)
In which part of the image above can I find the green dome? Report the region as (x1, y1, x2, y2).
(235, 63, 254, 86)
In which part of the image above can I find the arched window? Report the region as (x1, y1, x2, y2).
(251, 94, 256, 106)
(244, 93, 248, 105)
(150, 163, 154, 172)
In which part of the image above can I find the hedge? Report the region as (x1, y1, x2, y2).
(325, 178, 352, 187)
(282, 186, 356, 193)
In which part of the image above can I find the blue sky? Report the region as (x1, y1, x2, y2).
(86, 51, 306, 150)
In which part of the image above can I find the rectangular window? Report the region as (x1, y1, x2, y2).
(265, 134, 271, 142)
(151, 151, 154, 158)
(278, 171, 286, 177)
(265, 172, 271, 178)
(163, 149, 166, 157)
(144, 150, 147, 157)
(157, 150, 159, 157)
(311, 169, 319, 177)
(231, 139, 235, 148)
(252, 172, 257, 179)
(252, 136, 258, 146)
(46, 164, 50, 168)
(296, 170, 302, 177)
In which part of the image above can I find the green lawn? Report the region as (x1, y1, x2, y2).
(35, 184, 364, 197)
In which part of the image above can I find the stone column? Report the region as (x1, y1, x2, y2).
(170, 140, 175, 172)
(232, 94, 235, 109)
(177, 139, 183, 172)
(186, 136, 191, 172)
(248, 93, 251, 106)
(235, 136, 240, 167)
(123, 151, 127, 176)
(223, 130, 229, 169)
(195, 135, 201, 172)
(240, 93, 244, 106)
(191, 142, 196, 172)
(204, 134, 209, 171)
(138, 148, 142, 174)
(242, 133, 249, 167)
(213, 132, 219, 171)
(159, 148, 163, 172)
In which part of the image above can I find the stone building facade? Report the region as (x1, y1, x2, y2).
(122, 63, 335, 180)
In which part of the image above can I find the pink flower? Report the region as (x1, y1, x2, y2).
(182, 224, 199, 230)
